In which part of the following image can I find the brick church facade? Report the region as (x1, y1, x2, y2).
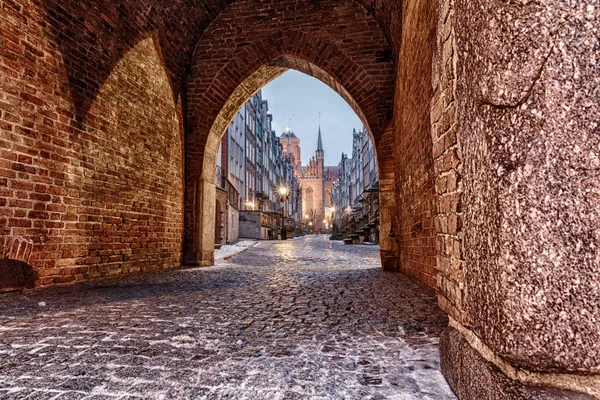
(281, 128, 339, 232)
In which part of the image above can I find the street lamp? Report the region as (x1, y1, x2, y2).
(277, 184, 291, 240)
(329, 207, 337, 237)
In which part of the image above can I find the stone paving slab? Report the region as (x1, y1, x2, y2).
(0, 236, 456, 399)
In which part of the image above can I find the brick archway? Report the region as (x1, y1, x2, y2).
(184, 0, 397, 267)
(184, 58, 397, 267)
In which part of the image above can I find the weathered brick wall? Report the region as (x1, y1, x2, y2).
(2, 0, 438, 292)
(1, 0, 184, 285)
(431, 0, 464, 322)
(187, 0, 396, 147)
(393, 0, 438, 292)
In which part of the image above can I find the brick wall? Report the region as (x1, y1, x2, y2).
(0, 0, 185, 285)
(2, 0, 441, 292)
(393, 0, 438, 293)
(431, 0, 464, 321)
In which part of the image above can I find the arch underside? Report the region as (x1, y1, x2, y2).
(201, 58, 376, 182)
(187, 0, 396, 169)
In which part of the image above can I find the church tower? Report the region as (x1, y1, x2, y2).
(290, 118, 339, 232)
(280, 128, 301, 174)
(316, 125, 324, 179)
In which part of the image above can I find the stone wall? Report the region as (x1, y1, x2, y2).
(0, 0, 184, 285)
(238, 211, 264, 240)
(435, 0, 600, 396)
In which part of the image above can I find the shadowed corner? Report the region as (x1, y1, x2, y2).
(40, 0, 193, 127)
(0, 259, 36, 294)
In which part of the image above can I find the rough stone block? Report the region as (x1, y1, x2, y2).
(441, 327, 595, 400)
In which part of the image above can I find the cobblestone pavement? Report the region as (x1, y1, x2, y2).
(0, 236, 456, 399)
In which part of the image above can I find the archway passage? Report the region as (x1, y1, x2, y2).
(1, 0, 598, 399)
(183, 0, 400, 269)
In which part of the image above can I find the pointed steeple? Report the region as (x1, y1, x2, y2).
(316, 111, 324, 154)
(317, 125, 324, 153)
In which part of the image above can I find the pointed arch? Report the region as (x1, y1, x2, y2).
(183, 0, 396, 268)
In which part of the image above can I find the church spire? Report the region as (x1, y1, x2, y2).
(317, 125, 324, 153)
(317, 112, 324, 153)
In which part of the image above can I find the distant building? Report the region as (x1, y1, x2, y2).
(223, 106, 246, 202)
(350, 127, 378, 207)
(332, 152, 352, 215)
(332, 127, 379, 242)
(282, 126, 338, 232)
(215, 106, 244, 245)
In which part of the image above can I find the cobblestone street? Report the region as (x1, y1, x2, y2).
(0, 236, 455, 399)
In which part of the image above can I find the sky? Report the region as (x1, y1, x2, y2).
(261, 70, 363, 166)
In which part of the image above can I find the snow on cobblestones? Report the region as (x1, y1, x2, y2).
(0, 236, 455, 399)
(214, 240, 258, 263)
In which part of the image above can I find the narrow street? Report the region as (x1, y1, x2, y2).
(0, 236, 455, 399)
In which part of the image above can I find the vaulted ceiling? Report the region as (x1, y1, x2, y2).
(40, 0, 401, 123)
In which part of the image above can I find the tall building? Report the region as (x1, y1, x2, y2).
(282, 126, 338, 231)
(217, 90, 303, 243)
(332, 152, 352, 215)
(221, 104, 246, 203)
(332, 127, 379, 242)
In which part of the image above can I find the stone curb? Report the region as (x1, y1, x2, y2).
(222, 241, 258, 260)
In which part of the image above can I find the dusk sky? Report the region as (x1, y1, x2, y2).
(261, 70, 363, 166)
